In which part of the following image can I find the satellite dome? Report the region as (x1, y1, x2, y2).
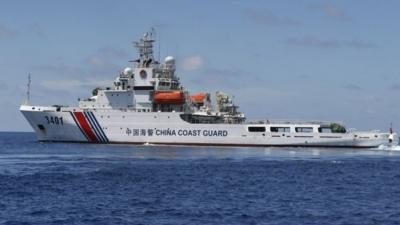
(123, 67, 133, 75)
(165, 56, 175, 64)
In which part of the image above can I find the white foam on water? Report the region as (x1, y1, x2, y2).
(263, 149, 271, 155)
(376, 144, 400, 151)
(312, 149, 320, 156)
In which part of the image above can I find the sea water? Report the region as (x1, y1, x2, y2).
(0, 132, 400, 225)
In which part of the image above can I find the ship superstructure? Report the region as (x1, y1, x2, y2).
(20, 30, 398, 148)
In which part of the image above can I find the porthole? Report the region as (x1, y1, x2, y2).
(140, 70, 147, 79)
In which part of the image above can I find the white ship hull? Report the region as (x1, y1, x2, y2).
(20, 105, 397, 148)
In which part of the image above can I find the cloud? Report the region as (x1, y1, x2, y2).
(243, 9, 301, 27)
(0, 82, 9, 94)
(0, 82, 8, 90)
(97, 47, 129, 59)
(181, 55, 204, 71)
(85, 56, 106, 67)
(389, 84, 400, 91)
(343, 84, 363, 91)
(308, 3, 350, 21)
(189, 68, 245, 89)
(33, 46, 129, 79)
(286, 36, 377, 49)
(29, 23, 47, 38)
(32, 63, 87, 77)
(40, 79, 113, 92)
(0, 24, 18, 39)
(85, 47, 129, 67)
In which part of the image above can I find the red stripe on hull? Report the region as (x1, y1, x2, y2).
(74, 112, 98, 142)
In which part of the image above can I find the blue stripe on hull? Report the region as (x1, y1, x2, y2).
(84, 111, 105, 142)
(89, 111, 109, 142)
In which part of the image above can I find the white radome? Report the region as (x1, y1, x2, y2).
(123, 67, 133, 75)
(165, 56, 175, 64)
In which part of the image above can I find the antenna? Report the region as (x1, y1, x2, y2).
(25, 73, 31, 105)
(150, 27, 161, 62)
(175, 43, 179, 67)
(158, 30, 161, 63)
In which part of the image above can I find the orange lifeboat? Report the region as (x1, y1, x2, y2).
(190, 93, 207, 103)
(154, 91, 185, 104)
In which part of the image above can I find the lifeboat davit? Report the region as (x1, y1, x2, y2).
(190, 93, 207, 103)
(154, 91, 185, 104)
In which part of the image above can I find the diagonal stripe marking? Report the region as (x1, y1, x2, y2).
(89, 112, 109, 142)
(84, 112, 105, 142)
(74, 112, 98, 142)
(69, 112, 89, 141)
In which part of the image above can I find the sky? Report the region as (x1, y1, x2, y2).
(1, 0, 400, 132)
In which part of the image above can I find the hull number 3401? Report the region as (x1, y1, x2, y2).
(45, 116, 63, 125)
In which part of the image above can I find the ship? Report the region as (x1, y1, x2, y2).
(20, 30, 398, 148)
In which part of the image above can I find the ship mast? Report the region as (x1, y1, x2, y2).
(134, 28, 156, 67)
(25, 73, 31, 105)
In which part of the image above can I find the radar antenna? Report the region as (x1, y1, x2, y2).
(134, 28, 156, 67)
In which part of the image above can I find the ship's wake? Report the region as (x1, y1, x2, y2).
(376, 144, 400, 151)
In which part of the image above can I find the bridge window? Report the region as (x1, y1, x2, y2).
(295, 127, 314, 133)
(248, 126, 266, 132)
(270, 127, 290, 133)
(318, 127, 332, 133)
